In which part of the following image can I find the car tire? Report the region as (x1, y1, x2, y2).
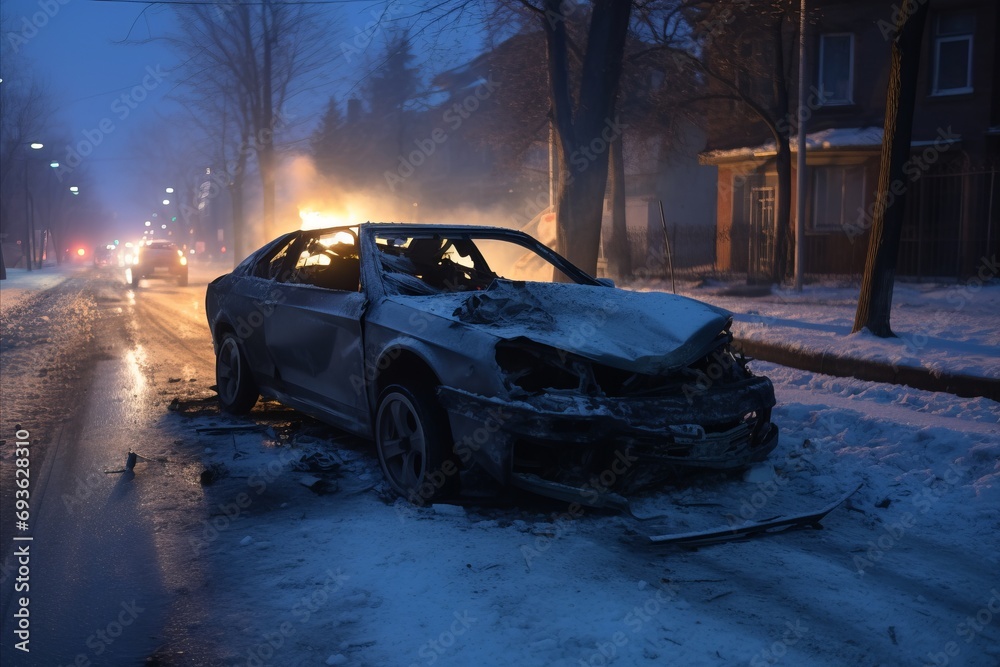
(177, 268, 188, 287)
(129, 269, 140, 287)
(215, 333, 259, 414)
(375, 384, 458, 504)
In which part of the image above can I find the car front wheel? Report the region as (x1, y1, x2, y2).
(215, 333, 259, 414)
(375, 384, 457, 504)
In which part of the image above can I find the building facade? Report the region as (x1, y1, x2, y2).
(700, 0, 999, 280)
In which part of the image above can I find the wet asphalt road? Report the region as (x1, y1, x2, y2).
(0, 266, 225, 666)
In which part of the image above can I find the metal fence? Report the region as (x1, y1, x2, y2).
(613, 168, 999, 283)
(899, 167, 999, 280)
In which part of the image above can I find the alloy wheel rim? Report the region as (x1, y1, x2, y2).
(378, 393, 426, 493)
(217, 338, 241, 404)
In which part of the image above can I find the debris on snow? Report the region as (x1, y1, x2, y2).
(299, 475, 338, 495)
(431, 503, 467, 517)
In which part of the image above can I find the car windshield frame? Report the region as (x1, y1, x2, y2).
(359, 223, 601, 299)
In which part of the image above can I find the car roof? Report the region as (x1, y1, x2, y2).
(299, 222, 531, 237)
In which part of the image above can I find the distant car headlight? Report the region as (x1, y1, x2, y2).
(179, 256, 188, 266)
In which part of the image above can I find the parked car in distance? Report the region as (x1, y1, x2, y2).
(93, 245, 116, 267)
(205, 223, 779, 507)
(130, 239, 188, 287)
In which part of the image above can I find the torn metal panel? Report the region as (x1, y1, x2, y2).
(396, 280, 733, 374)
(439, 375, 778, 479)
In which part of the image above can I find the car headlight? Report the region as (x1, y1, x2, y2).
(179, 256, 188, 266)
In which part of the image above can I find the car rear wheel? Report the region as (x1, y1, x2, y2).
(215, 333, 259, 414)
(129, 269, 140, 287)
(375, 384, 457, 504)
(177, 268, 188, 287)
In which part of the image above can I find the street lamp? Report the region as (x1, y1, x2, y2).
(69, 186, 79, 195)
(23, 142, 48, 271)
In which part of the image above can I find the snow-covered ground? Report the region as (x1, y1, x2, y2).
(0, 264, 83, 313)
(629, 277, 1000, 381)
(165, 361, 999, 667)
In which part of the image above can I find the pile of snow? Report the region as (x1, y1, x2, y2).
(701, 127, 884, 161)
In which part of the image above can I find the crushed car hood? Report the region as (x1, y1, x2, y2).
(385, 281, 732, 374)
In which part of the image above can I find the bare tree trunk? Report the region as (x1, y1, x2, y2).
(259, 145, 276, 243)
(49, 229, 59, 266)
(229, 119, 251, 266)
(608, 133, 631, 279)
(259, 6, 276, 242)
(853, 1, 929, 336)
(773, 136, 792, 282)
(556, 159, 609, 275)
(543, 0, 631, 276)
(229, 179, 247, 269)
(770, 14, 792, 284)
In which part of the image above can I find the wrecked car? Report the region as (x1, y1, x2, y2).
(205, 223, 778, 507)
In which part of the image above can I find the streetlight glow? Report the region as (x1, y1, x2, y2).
(165, 187, 174, 194)
(161, 224, 167, 229)
(49, 161, 60, 168)
(144, 220, 151, 227)
(69, 186, 79, 194)
(29, 142, 43, 150)
(162, 199, 170, 205)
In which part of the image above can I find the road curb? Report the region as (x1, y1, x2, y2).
(733, 338, 1000, 403)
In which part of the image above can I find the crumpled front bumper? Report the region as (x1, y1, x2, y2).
(438, 376, 779, 484)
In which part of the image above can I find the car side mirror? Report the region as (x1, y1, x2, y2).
(596, 277, 615, 288)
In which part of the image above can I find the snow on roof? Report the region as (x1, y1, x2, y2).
(701, 127, 884, 162)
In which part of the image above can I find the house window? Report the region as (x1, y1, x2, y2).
(818, 34, 854, 105)
(811, 166, 866, 233)
(932, 12, 974, 95)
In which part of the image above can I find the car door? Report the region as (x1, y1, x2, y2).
(219, 234, 300, 386)
(263, 230, 369, 432)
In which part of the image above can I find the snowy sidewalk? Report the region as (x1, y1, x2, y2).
(631, 278, 1000, 401)
(0, 264, 82, 314)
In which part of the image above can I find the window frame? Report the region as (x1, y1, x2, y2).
(810, 165, 867, 234)
(817, 33, 855, 106)
(931, 15, 974, 96)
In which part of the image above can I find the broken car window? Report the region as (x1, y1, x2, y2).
(374, 232, 579, 296)
(253, 236, 298, 280)
(287, 229, 361, 291)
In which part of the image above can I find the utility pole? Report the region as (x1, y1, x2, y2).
(548, 119, 556, 210)
(794, 0, 807, 291)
